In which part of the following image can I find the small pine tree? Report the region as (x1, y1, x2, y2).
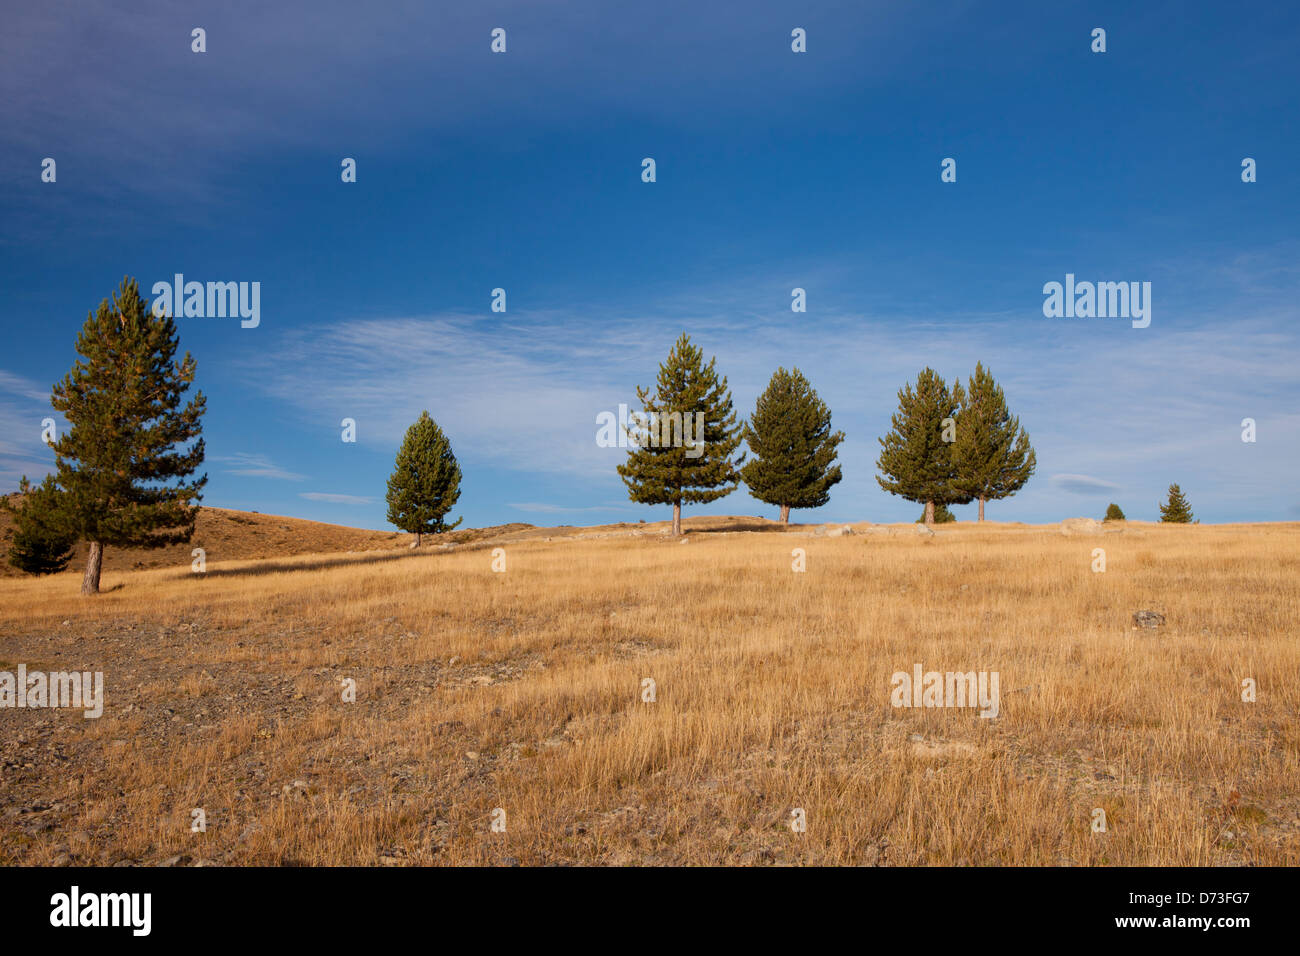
(618, 334, 745, 536)
(386, 411, 463, 546)
(1104, 503, 1126, 522)
(1158, 484, 1194, 523)
(915, 503, 956, 524)
(741, 367, 844, 525)
(876, 368, 972, 526)
(3, 477, 76, 575)
(51, 278, 207, 595)
(951, 363, 1036, 520)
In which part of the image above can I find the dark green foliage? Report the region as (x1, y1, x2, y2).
(876, 368, 971, 524)
(1158, 484, 1194, 523)
(915, 503, 956, 524)
(740, 368, 844, 524)
(1104, 503, 1126, 521)
(3, 477, 76, 575)
(951, 363, 1036, 520)
(51, 277, 207, 593)
(386, 411, 463, 544)
(617, 334, 744, 534)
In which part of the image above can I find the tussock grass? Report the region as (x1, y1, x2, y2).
(1, 518, 1297, 865)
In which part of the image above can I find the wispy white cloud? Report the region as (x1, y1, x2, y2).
(0, 370, 53, 403)
(214, 452, 307, 481)
(1051, 473, 1120, 495)
(239, 275, 1300, 523)
(507, 502, 620, 514)
(299, 492, 374, 505)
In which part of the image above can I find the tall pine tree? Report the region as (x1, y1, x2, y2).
(951, 363, 1036, 521)
(51, 278, 207, 595)
(617, 334, 744, 536)
(741, 367, 844, 524)
(876, 368, 971, 526)
(3, 477, 77, 575)
(1158, 483, 1194, 523)
(386, 411, 463, 546)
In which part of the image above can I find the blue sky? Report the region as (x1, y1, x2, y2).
(2, 0, 1297, 529)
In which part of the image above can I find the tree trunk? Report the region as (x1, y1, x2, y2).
(82, 541, 103, 595)
(978, 496, 985, 522)
(779, 504, 791, 525)
(924, 501, 935, 527)
(672, 502, 682, 537)
(415, 531, 422, 548)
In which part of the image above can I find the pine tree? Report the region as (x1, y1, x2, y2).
(386, 411, 463, 545)
(915, 503, 956, 524)
(617, 333, 744, 536)
(741, 367, 844, 525)
(876, 368, 971, 526)
(1158, 484, 1194, 523)
(50, 278, 207, 595)
(2, 477, 77, 575)
(1104, 503, 1126, 522)
(951, 363, 1036, 520)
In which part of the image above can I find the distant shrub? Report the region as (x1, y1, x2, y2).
(1104, 503, 1126, 521)
(916, 503, 957, 524)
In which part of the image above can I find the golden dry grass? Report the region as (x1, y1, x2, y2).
(1, 515, 1297, 866)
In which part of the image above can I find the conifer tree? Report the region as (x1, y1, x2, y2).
(1104, 503, 1126, 522)
(386, 411, 463, 545)
(50, 278, 207, 595)
(617, 334, 744, 536)
(876, 368, 971, 526)
(1158, 483, 1194, 523)
(3, 477, 77, 575)
(741, 367, 844, 525)
(951, 363, 1036, 521)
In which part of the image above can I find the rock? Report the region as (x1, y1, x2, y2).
(1060, 517, 1100, 535)
(827, 526, 855, 538)
(915, 525, 935, 536)
(1132, 610, 1165, 629)
(407, 540, 419, 549)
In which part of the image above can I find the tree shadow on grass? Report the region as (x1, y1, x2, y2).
(683, 519, 796, 535)
(181, 549, 426, 580)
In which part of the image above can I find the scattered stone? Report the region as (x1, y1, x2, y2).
(1132, 610, 1166, 629)
(915, 525, 935, 536)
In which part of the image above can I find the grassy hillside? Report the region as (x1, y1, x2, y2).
(1, 518, 1297, 865)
